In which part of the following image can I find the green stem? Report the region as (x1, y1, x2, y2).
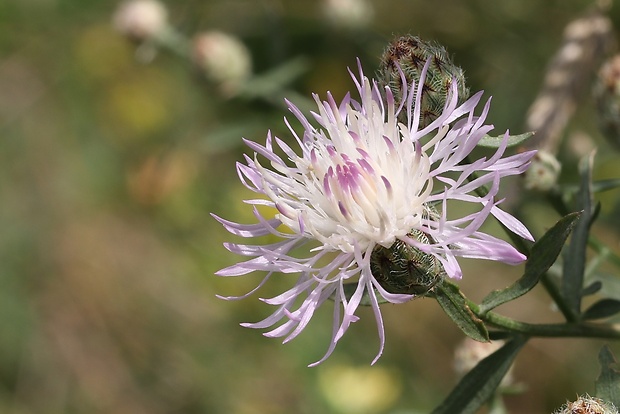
(469, 300, 620, 339)
(540, 275, 579, 322)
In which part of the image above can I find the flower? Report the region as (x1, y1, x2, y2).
(213, 60, 535, 366)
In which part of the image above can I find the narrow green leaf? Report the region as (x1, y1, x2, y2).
(582, 281, 603, 297)
(432, 336, 527, 414)
(592, 178, 620, 193)
(435, 281, 489, 342)
(479, 212, 582, 315)
(595, 345, 620, 407)
(562, 178, 620, 196)
(583, 299, 620, 320)
(477, 132, 535, 148)
(238, 56, 310, 99)
(562, 152, 596, 319)
(591, 273, 620, 302)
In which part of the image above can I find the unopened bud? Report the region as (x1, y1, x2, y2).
(322, 0, 374, 30)
(191, 31, 252, 96)
(378, 35, 469, 128)
(523, 150, 562, 192)
(594, 54, 620, 149)
(554, 395, 618, 414)
(370, 228, 444, 295)
(112, 0, 168, 41)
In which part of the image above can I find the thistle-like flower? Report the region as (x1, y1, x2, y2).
(213, 59, 535, 366)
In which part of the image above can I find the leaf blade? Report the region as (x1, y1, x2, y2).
(479, 212, 582, 314)
(432, 336, 527, 414)
(562, 152, 596, 319)
(583, 299, 620, 321)
(477, 132, 535, 148)
(435, 281, 489, 342)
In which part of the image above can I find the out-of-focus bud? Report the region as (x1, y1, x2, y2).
(112, 0, 168, 41)
(191, 31, 252, 97)
(378, 35, 469, 129)
(594, 54, 620, 150)
(322, 0, 374, 30)
(523, 150, 562, 192)
(454, 338, 514, 387)
(554, 395, 618, 414)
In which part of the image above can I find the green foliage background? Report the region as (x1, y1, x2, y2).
(1, 0, 620, 413)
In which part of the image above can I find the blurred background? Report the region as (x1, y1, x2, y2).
(2, 0, 620, 413)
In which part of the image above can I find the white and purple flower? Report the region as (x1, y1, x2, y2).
(213, 60, 535, 366)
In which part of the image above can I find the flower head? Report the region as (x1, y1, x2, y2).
(213, 60, 535, 366)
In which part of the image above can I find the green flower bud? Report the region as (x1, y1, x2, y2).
(370, 229, 445, 295)
(378, 35, 470, 128)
